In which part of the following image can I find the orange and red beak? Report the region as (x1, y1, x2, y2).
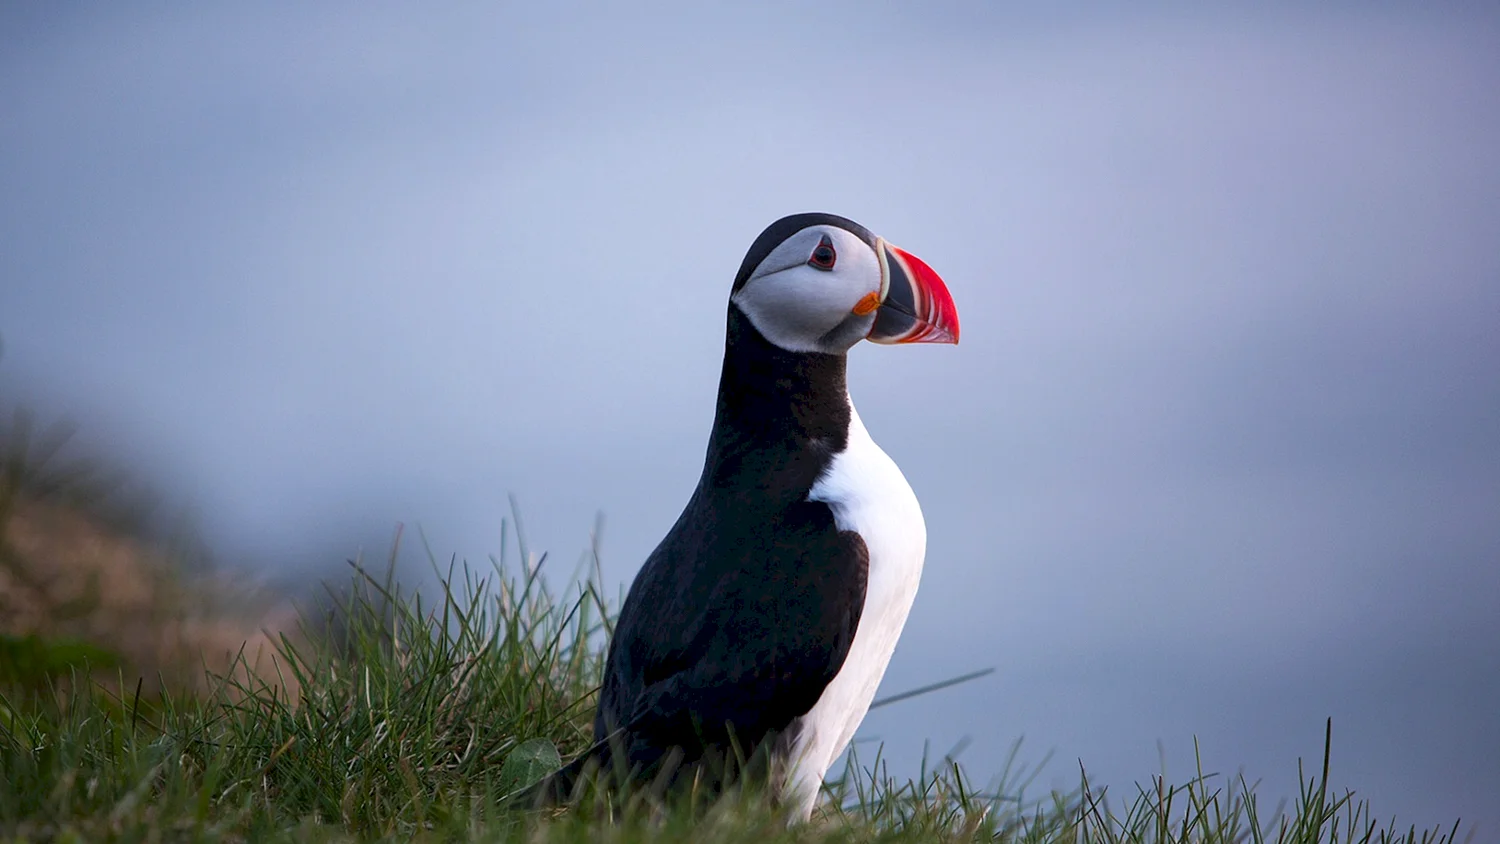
(867, 240, 960, 345)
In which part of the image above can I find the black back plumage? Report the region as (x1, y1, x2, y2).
(525, 300, 871, 804)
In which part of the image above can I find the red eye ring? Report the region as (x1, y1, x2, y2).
(808, 235, 836, 271)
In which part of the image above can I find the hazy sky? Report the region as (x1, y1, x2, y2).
(3, 3, 1498, 834)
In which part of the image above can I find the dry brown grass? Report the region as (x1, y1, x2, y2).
(0, 413, 302, 700)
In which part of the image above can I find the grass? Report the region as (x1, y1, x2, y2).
(0, 404, 1476, 842)
(0, 512, 1476, 844)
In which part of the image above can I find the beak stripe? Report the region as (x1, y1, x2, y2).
(867, 241, 960, 345)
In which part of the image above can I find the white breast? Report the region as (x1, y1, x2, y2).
(781, 400, 927, 820)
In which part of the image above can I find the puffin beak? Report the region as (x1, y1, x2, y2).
(867, 239, 960, 345)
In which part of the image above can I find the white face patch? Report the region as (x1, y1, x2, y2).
(730, 225, 884, 354)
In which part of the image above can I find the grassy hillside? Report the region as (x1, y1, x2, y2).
(0, 411, 1473, 842)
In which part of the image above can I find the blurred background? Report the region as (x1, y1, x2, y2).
(2, 2, 1497, 834)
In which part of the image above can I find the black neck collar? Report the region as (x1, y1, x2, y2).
(698, 306, 852, 498)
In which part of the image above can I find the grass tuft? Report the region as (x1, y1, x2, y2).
(0, 495, 1475, 841)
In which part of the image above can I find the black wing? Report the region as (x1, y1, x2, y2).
(594, 495, 869, 784)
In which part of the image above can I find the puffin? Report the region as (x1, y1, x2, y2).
(524, 212, 958, 820)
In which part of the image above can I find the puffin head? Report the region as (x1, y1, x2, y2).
(729, 213, 960, 355)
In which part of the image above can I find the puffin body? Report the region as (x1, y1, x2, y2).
(529, 213, 958, 820)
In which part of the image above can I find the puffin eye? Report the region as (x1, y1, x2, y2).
(808, 236, 837, 271)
